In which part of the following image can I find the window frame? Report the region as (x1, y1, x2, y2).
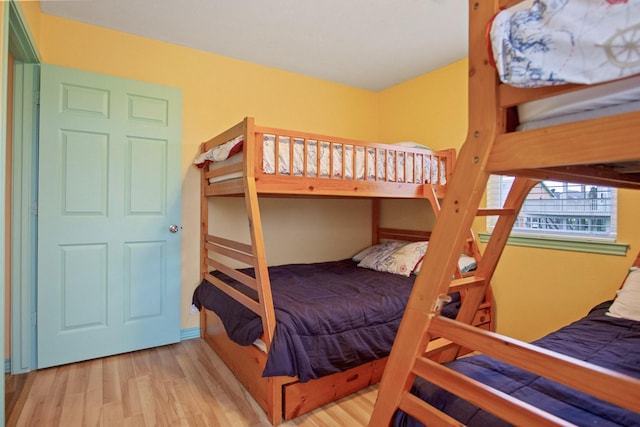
(483, 175, 628, 256)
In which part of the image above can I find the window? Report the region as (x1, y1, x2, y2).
(486, 176, 617, 241)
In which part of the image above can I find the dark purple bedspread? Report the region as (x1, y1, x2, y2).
(393, 301, 640, 427)
(192, 259, 461, 382)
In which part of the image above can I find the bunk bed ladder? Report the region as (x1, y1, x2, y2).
(424, 184, 499, 339)
(368, 1, 538, 423)
(424, 179, 535, 364)
(424, 185, 479, 280)
(371, 171, 539, 425)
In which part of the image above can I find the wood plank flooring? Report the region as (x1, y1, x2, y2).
(5, 338, 378, 426)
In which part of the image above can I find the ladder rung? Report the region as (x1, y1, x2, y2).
(398, 392, 460, 426)
(423, 337, 457, 360)
(476, 208, 517, 216)
(450, 276, 485, 291)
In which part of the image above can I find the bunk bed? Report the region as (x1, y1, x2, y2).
(370, 0, 640, 426)
(193, 117, 494, 425)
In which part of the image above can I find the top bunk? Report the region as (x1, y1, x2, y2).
(195, 117, 455, 199)
(476, 0, 640, 189)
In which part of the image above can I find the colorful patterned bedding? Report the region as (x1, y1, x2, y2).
(490, 0, 640, 88)
(393, 301, 640, 426)
(191, 259, 463, 382)
(194, 135, 447, 184)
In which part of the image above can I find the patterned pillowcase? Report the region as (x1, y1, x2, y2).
(352, 241, 406, 263)
(372, 241, 428, 277)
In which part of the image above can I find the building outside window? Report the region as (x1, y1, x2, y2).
(486, 176, 617, 241)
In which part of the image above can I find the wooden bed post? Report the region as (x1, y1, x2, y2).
(372, 199, 381, 244)
(199, 141, 209, 338)
(369, 1, 503, 425)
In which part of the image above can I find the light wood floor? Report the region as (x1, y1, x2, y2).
(5, 338, 378, 426)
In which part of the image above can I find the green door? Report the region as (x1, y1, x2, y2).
(37, 64, 182, 368)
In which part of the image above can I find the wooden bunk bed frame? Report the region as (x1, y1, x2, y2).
(369, 1, 640, 426)
(197, 117, 493, 424)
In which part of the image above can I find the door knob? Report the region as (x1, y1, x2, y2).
(169, 224, 180, 233)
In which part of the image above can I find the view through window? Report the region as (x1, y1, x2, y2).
(486, 176, 617, 240)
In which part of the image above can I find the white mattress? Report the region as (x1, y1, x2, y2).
(207, 151, 243, 183)
(518, 74, 640, 124)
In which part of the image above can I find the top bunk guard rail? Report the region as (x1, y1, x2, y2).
(199, 117, 455, 199)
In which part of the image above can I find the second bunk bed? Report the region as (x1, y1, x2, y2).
(192, 117, 494, 425)
(371, 0, 640, 426)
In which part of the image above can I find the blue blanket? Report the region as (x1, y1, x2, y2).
(192, 259, 462, 382)
(394, 301, 640, 426)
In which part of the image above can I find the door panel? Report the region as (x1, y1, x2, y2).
(37, 64, 182, 368)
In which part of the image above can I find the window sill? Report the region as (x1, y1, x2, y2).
(478, 233, 629, 256)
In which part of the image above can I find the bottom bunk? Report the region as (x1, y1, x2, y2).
(194, 238, 492, 424)
(391, 270, 640, 426)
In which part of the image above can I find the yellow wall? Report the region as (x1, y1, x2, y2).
(378, 59, 468, 149)
(24, 8, 382, 332)
(209, 198, 374, 269)
(14, 1, 40, 46)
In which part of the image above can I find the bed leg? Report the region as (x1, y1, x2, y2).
(266, 378, 283, 425)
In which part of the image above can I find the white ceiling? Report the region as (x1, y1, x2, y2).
(39, 0, 468, 92)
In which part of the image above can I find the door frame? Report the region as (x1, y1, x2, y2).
(6, 0, 40, 376)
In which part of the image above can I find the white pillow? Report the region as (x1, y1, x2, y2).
(372, 241, 428, 277)
(395, 141, 432, 150)
(607, 268, 640, 321)
(458, 255, 477, 274)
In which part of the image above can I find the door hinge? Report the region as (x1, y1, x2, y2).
(32, 312, 37, 326)
(31, 200, 38, 216)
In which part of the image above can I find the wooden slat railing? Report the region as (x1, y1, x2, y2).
(199, 117, 455, 198)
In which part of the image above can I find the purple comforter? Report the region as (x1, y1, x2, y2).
(192, 259, 461, 382)
(394, 301, 640, 426)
